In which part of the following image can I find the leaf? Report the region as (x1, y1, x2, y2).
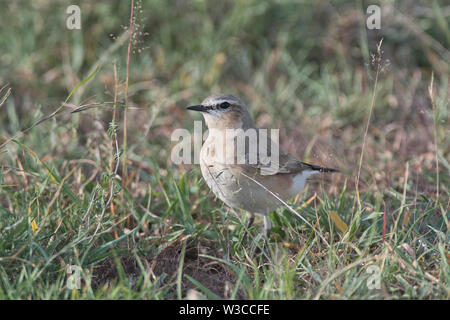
(329, 210, 348, 233)
(28, 206, 38, 235)
(30, 219, 38, 234)
(402, 208, 411, 227)
(362, 211, 384, 221)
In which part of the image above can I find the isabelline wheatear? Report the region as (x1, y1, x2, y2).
(187, 94, 338, 237)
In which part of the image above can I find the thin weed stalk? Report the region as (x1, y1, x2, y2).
(122, 0, 135, 187)
(427, 72, 439, 202)
(355, 39, 383, 210)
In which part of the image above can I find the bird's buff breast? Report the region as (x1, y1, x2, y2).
(199, 141, 289, 214)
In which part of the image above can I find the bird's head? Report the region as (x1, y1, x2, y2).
(187, 94, 254, 130)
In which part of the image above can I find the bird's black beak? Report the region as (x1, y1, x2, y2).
(187, 105, 208, 113)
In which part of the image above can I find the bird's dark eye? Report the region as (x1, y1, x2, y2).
(219, 102, 231, 109)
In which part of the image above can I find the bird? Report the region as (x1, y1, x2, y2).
(187, 93, 338, 238)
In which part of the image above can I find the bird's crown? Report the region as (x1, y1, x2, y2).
(188, 94, 254, 129)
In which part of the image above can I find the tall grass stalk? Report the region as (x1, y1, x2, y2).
(428, 72, 439, 202)
(355, 39, 383, 209)
(122, 0, 135, 187)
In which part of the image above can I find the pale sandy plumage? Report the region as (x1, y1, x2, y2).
(188, 94, 338, 236)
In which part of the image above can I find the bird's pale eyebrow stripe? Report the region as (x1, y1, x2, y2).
(213, 99, 232, 105)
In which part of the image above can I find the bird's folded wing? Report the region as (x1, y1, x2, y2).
(225, 131, 337, 176)
(237, 152, 314, 176)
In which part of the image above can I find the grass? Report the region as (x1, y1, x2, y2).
(0, 0, 449, 299)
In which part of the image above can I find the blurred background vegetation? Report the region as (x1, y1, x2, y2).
(0, 0, 448, 299)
